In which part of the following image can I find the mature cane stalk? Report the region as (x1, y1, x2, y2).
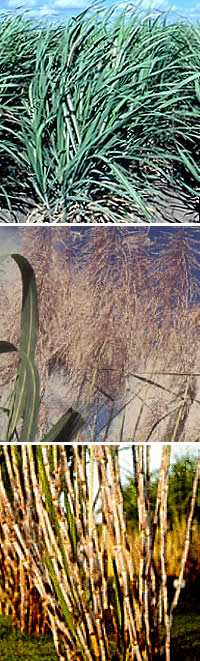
(159, 446, 171, 661)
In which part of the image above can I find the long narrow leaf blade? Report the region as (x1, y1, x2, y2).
(11, 254, 39, 360)
(19, 358, 40, 443)
(41, 408, 85, 443)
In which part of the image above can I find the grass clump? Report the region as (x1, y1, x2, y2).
(0, 616, 58, 661)
(0, 613, 199, 661)
(0, 4, 200, 223)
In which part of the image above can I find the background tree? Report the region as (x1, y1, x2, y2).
(122, 454, 200, 580)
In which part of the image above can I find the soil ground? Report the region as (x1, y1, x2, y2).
(0, 182, 199, 224)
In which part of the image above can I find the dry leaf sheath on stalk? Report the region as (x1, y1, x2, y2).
(0, 445, 199, 660)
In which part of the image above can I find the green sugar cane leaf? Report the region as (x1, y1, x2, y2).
(0, 253, 39, 361)
(0, 341, 18, 354)
(112, 556, 123, 632)
(45, 553, 76, 635)
(7, 356, 28, 440)
(0, 340, 27, 440)
(6, 352, 40, 442)
(45, 551, 87, 659)
(64, 495, 77, 561)
(0, 343, 39, 442)
(12, 254, 39, 360)
(36, 446, 55, 522)
(92, 155, 151, 218)
(36, 446, 73, 588)
(48, 445, 54, 474)
(175, 144, 200, 183)
(194, 77, 200, 103)
(18, 357, 40, 443)
(0, 254, 39, 439)
(41, 408, 85, 443)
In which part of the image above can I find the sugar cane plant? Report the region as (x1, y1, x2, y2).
(0, 4, 200, 223)
(0, 253, 84, 442)
(0, 444, 199, 660)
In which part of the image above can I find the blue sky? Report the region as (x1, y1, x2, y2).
(0, 0, 200, 24)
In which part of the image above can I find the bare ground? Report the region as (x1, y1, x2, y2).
(0, 182, 199, 224)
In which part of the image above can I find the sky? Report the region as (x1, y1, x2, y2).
(1, 225, 200, 257)
(0, 227, 21, 255)
(0, 0, 200, 25)
(1, 225, 200, 244)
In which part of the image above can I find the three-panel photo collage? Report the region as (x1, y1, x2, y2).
(0, 2, 199, 660)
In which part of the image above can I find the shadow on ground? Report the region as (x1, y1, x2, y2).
(0, 182, 199, 224)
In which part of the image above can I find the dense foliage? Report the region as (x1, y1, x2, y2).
(0, 5, 200, 223)
(123, 455, 200, 531)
